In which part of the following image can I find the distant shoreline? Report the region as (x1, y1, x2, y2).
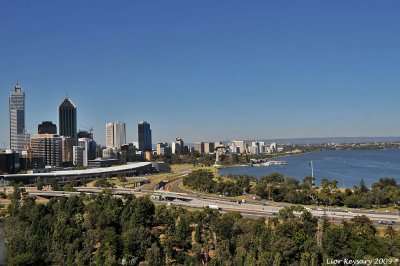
(217, 150, 321, 170)
(217, 148, 400, 188)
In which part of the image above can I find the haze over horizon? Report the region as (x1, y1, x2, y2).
(1, 1, 399, 146)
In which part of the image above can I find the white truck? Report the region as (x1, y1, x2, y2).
(208, 205, 220, 210)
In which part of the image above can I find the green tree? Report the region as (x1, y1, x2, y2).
(175, 216, 192, 249)
(145, 243, 163, 266)
(36, 177, 44, 190)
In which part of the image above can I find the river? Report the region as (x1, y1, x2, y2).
(219, 148, 400, 187)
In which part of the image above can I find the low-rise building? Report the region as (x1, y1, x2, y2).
(230, 140, 247, 154)
(0, 150, 20, 174)
(73, 146, 84, 167)
(145, 151, 153, 161)
(156, 142, 171, 156)
(88, 158, 120, 168)
(30, 134, 63, 167)
(121, 143, 137, 163)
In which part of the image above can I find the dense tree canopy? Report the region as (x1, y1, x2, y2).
(185, 170, 400, 210)
(4, 187, 400, 266)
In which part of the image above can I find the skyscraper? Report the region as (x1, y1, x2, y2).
(172, 137, 184, 155)
(204, 142, 215, 154)
(114, 121, 126, 149)
(138, 121, 152, 152)
(106, 123, 114, 149)
(58, 96, 77, 143)
(194, 142, 205, 154)
(105, 121, 126, 149)
(9, 83, 29, 153)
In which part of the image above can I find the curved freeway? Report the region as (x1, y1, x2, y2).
(24, 187, 400, 227)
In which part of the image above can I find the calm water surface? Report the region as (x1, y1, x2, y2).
(219, 149, 400, 187)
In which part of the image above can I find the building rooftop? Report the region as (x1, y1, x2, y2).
(0, 162, 152, 179)
(59, 96, 76, 108)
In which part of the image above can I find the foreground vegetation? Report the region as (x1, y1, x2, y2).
(184, 170, 400, 210)
(4, 186, 400, 265)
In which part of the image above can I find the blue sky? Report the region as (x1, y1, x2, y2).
(0, 1, 399, 146)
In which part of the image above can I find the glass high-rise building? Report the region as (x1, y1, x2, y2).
(58, 96, 77, 143)
(9, 83, 29, 153)
(138, 121, 152, 152)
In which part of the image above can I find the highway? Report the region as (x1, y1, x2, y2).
(24, 186, 400, 227)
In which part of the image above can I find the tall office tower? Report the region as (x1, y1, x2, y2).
(138, 121, 152, 152)
(9, 83, 30, 153)
(105, 122, 126, 149)
(194, 142, 205, 154)
(114, 121, 126, 149)
(204, 142, 215, 154)
(38, 121, 57, 134)
(172, 137, 184, 155)
(106, 123, 114, 148)
(58, 96, 77, 144)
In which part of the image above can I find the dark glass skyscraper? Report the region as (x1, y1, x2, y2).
(58, 96, 77, 143)
(138, 121, 152, 152)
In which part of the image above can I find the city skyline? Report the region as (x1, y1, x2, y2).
(1, 1, 400, 145)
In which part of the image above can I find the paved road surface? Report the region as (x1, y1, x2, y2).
(24, 187, 400, 227)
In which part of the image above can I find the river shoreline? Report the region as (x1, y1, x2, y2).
(218, 149, 400, 188)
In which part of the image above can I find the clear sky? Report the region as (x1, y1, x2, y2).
(0, 1, 399, 146)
